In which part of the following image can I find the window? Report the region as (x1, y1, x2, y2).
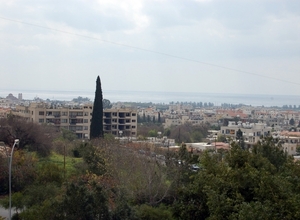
(39, 111, 44, 115)
(257, 131, 261, 136)
(53, 112, 60, 117)
(62, 112, 68, 116)
(132, 113, 136, 116)
(132, 120, 136, 122)
(69, 113, 76, 118)
(84, 126, 88, 130)
(61, 119, 68, 123)
(39, 119, 44, 123)
(70, 126, 83, 131)
(84, 119, 88, 123)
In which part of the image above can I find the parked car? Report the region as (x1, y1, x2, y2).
(191, 164, 200, 172)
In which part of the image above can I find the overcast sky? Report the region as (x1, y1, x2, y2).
(1, 0, 300, 97)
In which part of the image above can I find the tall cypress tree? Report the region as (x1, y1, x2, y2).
(90, 76, 103, 139)
(158, 112, 161, 123)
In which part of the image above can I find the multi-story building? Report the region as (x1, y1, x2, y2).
(220, 121, 272, 148)
(103, 109, 137, 137)
(163, 117, 182, 128)
(12, 103, 93, 139)
(273, 131, 300, 156)
(12, 103, 137, 139)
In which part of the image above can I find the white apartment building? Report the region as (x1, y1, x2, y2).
(163, 115, 204, 129)
(13, 103, 93, 139)
(164, 118, 182, 128)
(273, 131, 300, 156)
(220, 121, 272, 148)
(12, 103, 137, 139)
(103, 109, 137, 137)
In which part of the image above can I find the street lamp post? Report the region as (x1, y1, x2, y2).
(7, 139, 19, 220)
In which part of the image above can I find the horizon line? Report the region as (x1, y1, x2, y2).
(1, 89, 300, 98)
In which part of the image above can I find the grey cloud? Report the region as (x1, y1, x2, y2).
(139, 0, 300, 61)
(44, 4, 135, 33)
(1, 0, 300, 95)
(144, 1, 299, 33)
(143, 0, 211, 28)
(1, 0, 135, 33)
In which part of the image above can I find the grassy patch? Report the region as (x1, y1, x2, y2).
(38, 152, 83, 177)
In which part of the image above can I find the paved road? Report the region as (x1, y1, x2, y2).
(0, 206, 16, 219)
(0, 206, 8, 219)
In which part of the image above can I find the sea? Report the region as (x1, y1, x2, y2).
(1, 89, 300, 107)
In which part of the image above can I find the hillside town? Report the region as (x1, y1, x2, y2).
(2, 92, 300, 157)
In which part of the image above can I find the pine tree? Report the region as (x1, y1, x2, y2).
(158, 112, 161, 123)
(90, 76, 103, 139)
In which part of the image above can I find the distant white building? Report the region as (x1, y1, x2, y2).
(185, 142, 230, 152)
(220, 121, 272, 148)
(274, 131, 300, 156)
(163, 115, 204, 129)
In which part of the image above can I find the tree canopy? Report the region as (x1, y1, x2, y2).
(2, 123, 300, 220)
(173, 139, 300, 219)
(0, 117, 56, 156)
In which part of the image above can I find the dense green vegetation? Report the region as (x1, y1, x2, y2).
(1, 118, 300, 219)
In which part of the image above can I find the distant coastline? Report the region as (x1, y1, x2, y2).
(0, 89, 300, 107)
